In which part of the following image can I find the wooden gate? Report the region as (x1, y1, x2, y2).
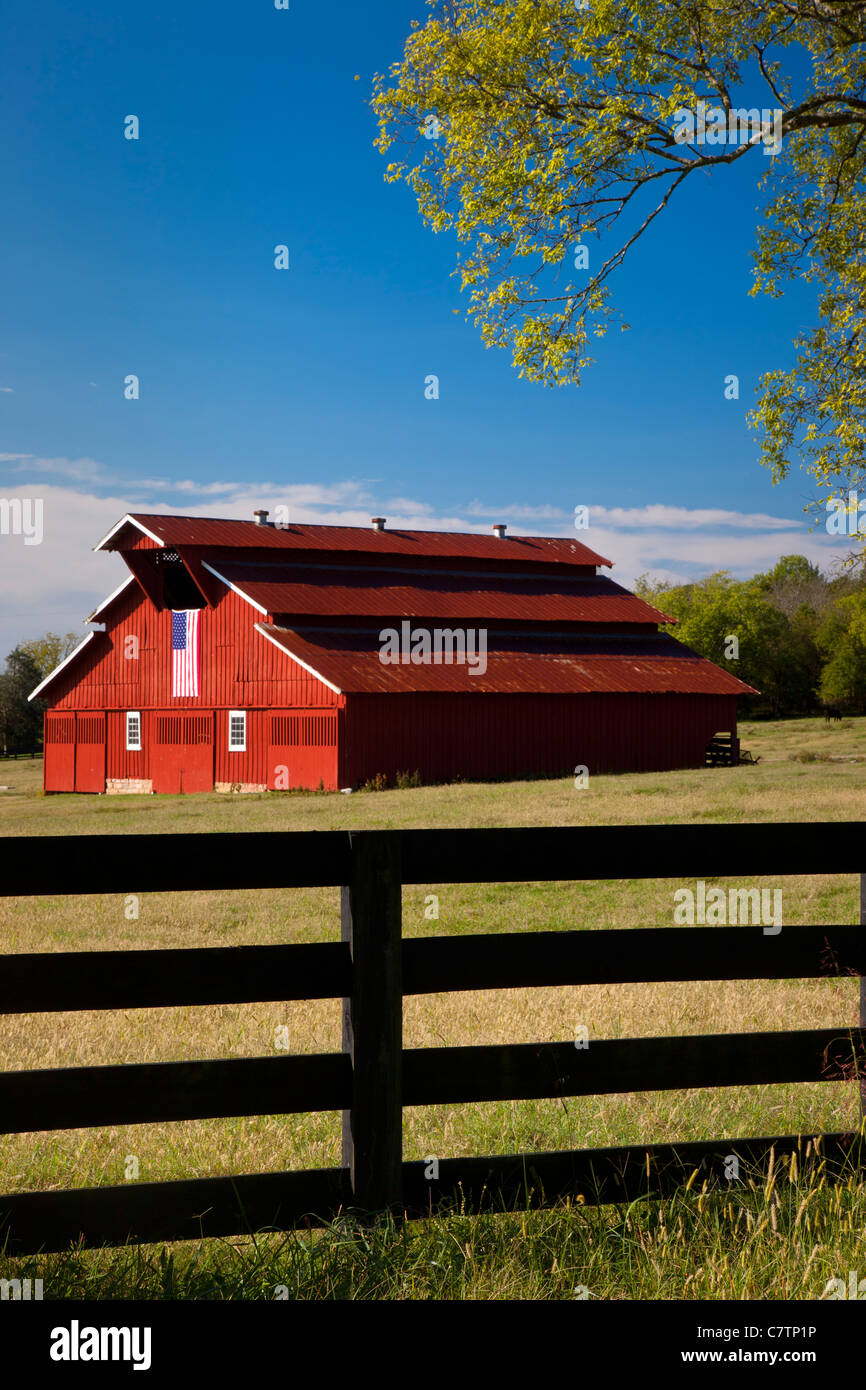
(43, 714, 75, 792)
(74, 713, 106, 793)
(268, 712, 338, 791)
(152, 713, 214, 794)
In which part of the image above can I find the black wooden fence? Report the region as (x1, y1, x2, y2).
(0, 823, 864, 1255)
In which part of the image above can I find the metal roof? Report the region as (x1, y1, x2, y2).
(255, 625, 758, 697)
(98, 513, 612, 568)
(214, 561, 672, 625)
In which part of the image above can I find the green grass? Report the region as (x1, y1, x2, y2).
(1, 716, 865, 1298)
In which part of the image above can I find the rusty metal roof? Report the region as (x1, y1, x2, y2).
(99, 513, 612, 568)
(214, 561, 672, 626)
(255, 625, 758, 697)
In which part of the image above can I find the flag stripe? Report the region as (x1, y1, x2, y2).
(171, 610, 200, 697)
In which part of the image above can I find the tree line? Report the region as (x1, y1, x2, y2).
(634, 556, 866, 717)
(0, 633, 77, 755)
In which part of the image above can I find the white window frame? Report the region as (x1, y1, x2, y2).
(228, 709, 247, 752)
(126, 710, 142, 752)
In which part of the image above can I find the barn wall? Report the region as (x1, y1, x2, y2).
(339, 692, 737, 784)
(43, 587, 340, 712)
(41, 585, 341, 791)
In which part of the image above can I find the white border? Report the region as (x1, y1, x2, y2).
(28, 631, 98, 701)
(254, 624, 343, 695)
(85, 573, 137, 621)
(202, 561, 269, 615)
(228, 709, 247, 752)
(93, 514, 166, 552)
(126, 710, 142, 751)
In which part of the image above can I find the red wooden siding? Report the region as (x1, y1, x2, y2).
(338, 693, 738, 786)
(44, 714, 75, 791)
(152, 713, 214, 794)
(73, 713, 106, 792)
(45, 588, 340, 714)
(268, 711, 339, 791)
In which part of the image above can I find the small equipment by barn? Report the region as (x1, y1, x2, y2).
(705, 733, 741, 767)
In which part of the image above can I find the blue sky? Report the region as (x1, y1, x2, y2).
(0, 1, 847, 655)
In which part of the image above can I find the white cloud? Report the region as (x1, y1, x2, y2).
(0, 478, 854, 659)
(588, 504, 795, 531)
(0, 454, 108, 483)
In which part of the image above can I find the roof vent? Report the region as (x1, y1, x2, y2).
(492, 523, 507, 538)
(371, 517, 387, 532)
(253, 509, 270, 526)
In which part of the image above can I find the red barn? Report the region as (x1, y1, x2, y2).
(29, 511, 756, 793)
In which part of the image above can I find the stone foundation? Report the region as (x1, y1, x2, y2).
(106, 778, 153, 794)
(215, 782, 268, 794)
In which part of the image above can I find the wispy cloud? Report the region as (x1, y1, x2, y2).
(0, 454, 108, 483)
(0, 476, 851, 658)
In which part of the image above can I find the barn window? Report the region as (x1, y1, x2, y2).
(126, 711, 142, 752)
(229, 710, 246, 752)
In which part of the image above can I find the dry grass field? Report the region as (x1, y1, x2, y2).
(0, 714, 864, 1299)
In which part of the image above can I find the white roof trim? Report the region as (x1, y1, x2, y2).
(202, 561, 269, 616)
(28, 631, 99, 701)
(93, 514, 166, 551)
(255, 623, 343, 695)
(85, 572, 137, 621)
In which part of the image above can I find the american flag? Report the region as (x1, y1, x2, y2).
(171, 610, 200, 697)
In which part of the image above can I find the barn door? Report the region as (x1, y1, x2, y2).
(268, 712, 338, 791)
(43, 714, 75, 792)
(74, 713, 106, 792)
(153, 713, 214, 794)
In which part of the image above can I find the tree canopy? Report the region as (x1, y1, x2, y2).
(16, 631, 80, 681)
(374, 1, 866, 515)
(0, 648, 44, 754)
(634, 554, 866, 714)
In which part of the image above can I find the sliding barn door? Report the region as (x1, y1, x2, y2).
(152, 713, 214, 794)
(43, 713, 75, 792)
(74, 713, 106, 792)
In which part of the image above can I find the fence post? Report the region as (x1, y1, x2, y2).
(341, 830, 403, 1214)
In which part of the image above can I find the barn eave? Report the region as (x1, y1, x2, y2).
(28, 631, 104, 702)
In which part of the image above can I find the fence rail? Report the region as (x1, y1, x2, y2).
(0, 822, 864, 1254)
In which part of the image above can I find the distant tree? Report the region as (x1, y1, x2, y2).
(757, 554, 831, 623)
(649, 571, 815, 715)
(17, 631, 79, 680)
(0, 648, 44, 754)
(818, 633, 866, 712)
(814, 585, 866, 711)
(633, 573, 676, 606)
(762, 556, 822, 589)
